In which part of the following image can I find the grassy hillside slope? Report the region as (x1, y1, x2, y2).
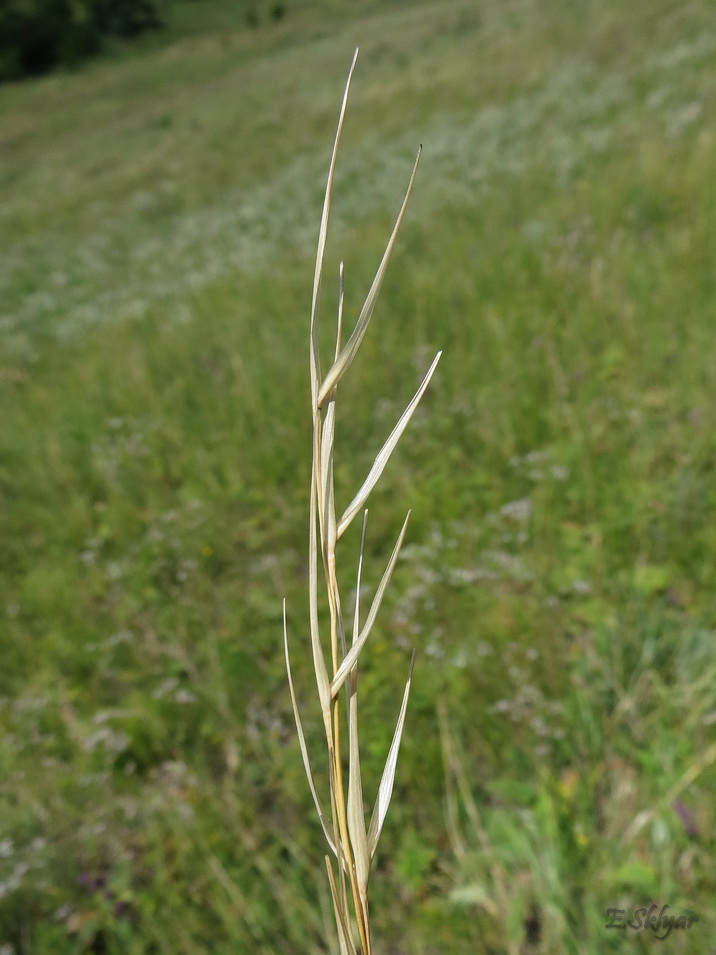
(1, 0, 715, 951)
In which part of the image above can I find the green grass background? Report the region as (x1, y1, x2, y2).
(1, 0, 715, 951)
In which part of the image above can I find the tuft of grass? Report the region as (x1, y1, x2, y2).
(283, 51, 440, 954)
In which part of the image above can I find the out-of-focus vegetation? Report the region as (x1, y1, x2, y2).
(0, 0, 715, 952)
(0, 0, 163, 81)
(0, 0, 290, 82)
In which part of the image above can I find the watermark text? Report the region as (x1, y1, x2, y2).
(605, 904, 698, 940)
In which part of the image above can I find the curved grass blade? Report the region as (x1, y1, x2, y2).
(331, 511, 410, 698)
(337, 351, 442, 539)
(283, 601, 337, 856)
(317, 146, 422, 408)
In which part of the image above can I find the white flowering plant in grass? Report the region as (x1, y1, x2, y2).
(282, 50, 441, 955)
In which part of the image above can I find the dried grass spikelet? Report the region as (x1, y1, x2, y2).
(283, 48, 441, 954)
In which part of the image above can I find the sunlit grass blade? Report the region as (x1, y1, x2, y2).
(347, 515, 370, 896)
(317, 146, 422, 408)
(336, 262, 345, 359)
(310, 48, 359, 413)
(337, 351, 442, 538)
(330, 511, 411, 698)
(283, 601, 338, 856)
(367, 650, 416, 859)
(346, 713, 370, 939)
(320, 401, 337, 550)
(352, 511, 368, 646)
(308, 465, 332, 721)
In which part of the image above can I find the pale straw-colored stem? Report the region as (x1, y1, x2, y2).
(284, 49, 440, 954)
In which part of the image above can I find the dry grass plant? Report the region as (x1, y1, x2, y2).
(283, 50, 441, 954)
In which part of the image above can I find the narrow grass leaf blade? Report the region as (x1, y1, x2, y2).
(336, 262, 345, 361)
(325, 856, 357, 955)
(368, 650, 416, 859)
(320, 405, 336, 534)
(353, 510, 368, 643)
(283, 602, 337, 856)
(346, 512, 369, 889)
(347, 692, 369, 894)
(337, 351, 442, 538)
(320, 403, 348, 660)
(317, 146, 422, 407)
(310, 49, 359, 412)
(346, 515, 369, 889)
(308, 461, 332, 718)
(331, 512, 410, 697)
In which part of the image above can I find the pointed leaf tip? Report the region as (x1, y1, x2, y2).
(317, 147, 422, 408)
(367, 649, 416, 859)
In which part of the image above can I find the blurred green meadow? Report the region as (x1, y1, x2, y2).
(1, 0, 716, 951)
